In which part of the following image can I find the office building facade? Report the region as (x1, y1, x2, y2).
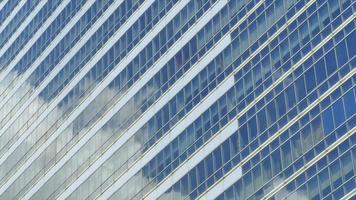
(0, 0, 355, 199)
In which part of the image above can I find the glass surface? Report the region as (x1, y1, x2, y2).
(0, 0, 355, 199)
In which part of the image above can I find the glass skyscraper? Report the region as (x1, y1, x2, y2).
(0, 0, 355, 199)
